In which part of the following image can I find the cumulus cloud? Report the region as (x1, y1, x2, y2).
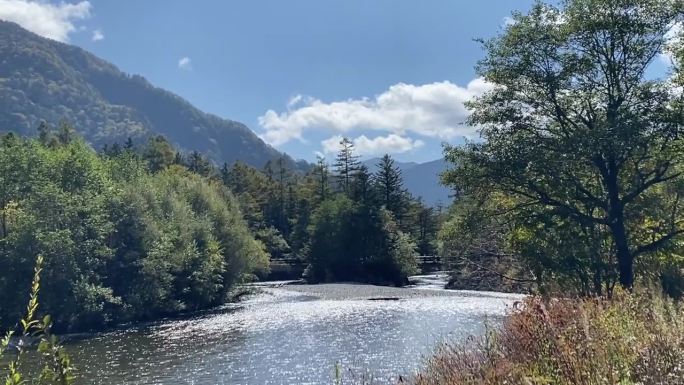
(258, 78, 493, 147)
(178, 56, 192, 70)
(0, 0, 91, 42)
(321, 134, 425, 157)
(91, 28, 103, 41)
(321, 135, 345, 155)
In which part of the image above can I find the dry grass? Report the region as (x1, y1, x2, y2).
(412, 290, 684, 385)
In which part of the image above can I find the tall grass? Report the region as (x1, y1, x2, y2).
(413, 290, 684, 385)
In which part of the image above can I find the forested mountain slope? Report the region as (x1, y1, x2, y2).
(0, 20, 300, 169)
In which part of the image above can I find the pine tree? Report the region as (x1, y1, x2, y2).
(275, 157, 290, 235)
(186, 151, 212, 176)
(333, 137, 360, 193)
(37, 121, 51, 146)
(263, 160, 275, 182)
(374, 154, 408, 221)
(351, 165, 373, 204)
(220, 162, 230, 185)
(416, 204, 437, 256)
(312, 156, 331, 202)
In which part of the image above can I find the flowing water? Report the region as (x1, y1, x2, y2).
(57, 276, 522, 384)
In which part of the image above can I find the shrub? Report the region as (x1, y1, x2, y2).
(413, 291, 684, 385)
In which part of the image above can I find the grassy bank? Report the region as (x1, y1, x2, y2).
(413, 291, 684, 385)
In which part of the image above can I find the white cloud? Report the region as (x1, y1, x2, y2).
(321, 135, 345, 155)
(0, 0, 91, 42)
(178, 56, 192, 70)
(258, 78, 493, 147)
(321, 134, 425, 157)
(91, 28, 103, 41)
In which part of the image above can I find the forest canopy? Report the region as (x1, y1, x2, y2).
(0, 125, 439, 332)
(0, 128, 268, 332)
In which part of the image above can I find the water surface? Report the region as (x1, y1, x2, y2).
(62, 277, 521, 384)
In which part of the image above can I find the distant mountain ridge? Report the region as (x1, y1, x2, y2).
(0, 20, 303, 169)
(363, 157, 452, 207)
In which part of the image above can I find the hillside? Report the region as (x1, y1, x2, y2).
(0, 20, 300, 169)
(363, 157, 452, 207)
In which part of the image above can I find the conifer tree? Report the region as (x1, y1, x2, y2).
(312, 156, 331, 202)
(334, 137, 360, 193)
(374, 154, 408, 221)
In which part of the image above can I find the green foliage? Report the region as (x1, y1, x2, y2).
(373, 154, 409, 222)
(1, 255, 76, 385)
(306, 195, 418, 285)
(219, 137, 428, 285)
(0, 124, 436, 333)
(442, 0, 684, 293)
(142, 135, 175, 172)
(0, 131, 267, 332)
(334, 137, 361, 194)
(439, 195, 536, 293)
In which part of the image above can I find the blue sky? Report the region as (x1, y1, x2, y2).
(3, 0, 671, 162)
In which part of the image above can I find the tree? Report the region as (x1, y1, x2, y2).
(333, 137, 360, 193)
(37, 120, 51, 145)
(275, 157, 290, 235)
(56, 121, 75, 145)
(173, 151, 184, 165)
(415, 204, 438, 256)
(351, 164, 374, 205)
(123, 137, 135, 151)
(220, 162, 230, 185)
(0, 133, 268, 332)
(306, 196, 418, 285)
(143, 135, 175, 172)
(312, 156, 331, 202)
(186, 151, 212, 177)
(444, 0, 684, 289)
(374, 154, 408, 221)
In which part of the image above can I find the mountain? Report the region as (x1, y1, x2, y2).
(0, 20, 302, 169)
(363, 157, 452, 207)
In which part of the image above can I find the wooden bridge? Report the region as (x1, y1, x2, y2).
(415, 255, 442, 273)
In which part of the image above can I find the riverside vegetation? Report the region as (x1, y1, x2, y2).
(413, 0, 684, 383)
(2, 0, 684, 383)
(0, 124, 436, 334)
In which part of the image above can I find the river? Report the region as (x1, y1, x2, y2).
(58, 275, 522, 384)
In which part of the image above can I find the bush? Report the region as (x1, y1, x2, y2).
(414, 291, 684, 385)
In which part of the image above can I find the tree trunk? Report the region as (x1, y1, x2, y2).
(605, 161, 634, 290)
(609, 197, 633, 289)
(612, 220, 634, 289)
